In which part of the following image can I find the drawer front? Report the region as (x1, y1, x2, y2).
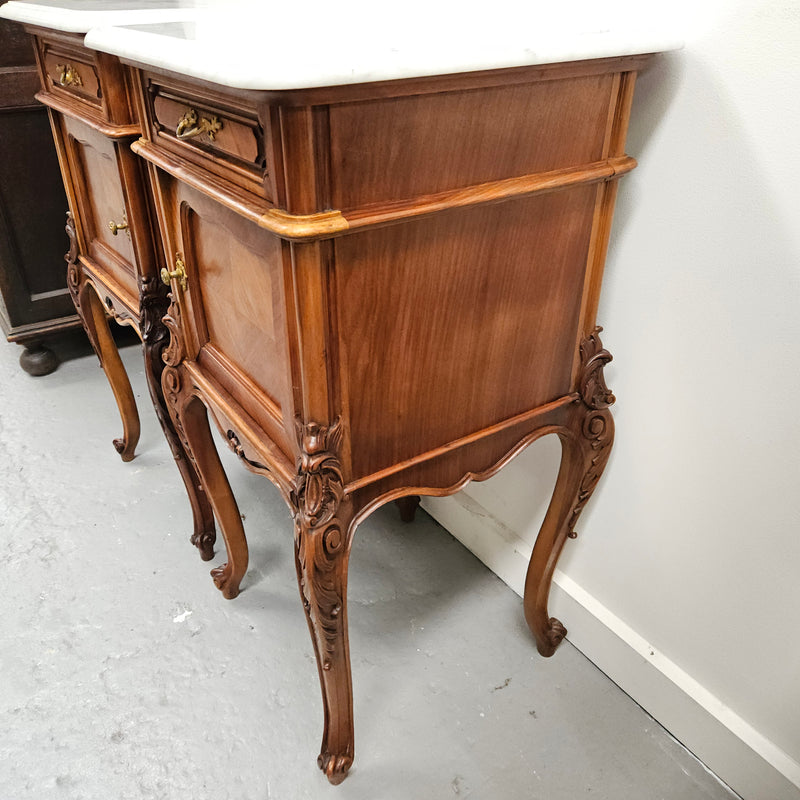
(159, 177, 292, 454)
(42, 45, 101, 110)
(145, 75, 268, 196)
(61, 116, 138, 303)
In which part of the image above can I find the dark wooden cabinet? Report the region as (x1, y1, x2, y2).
(0, 7, 80, 374)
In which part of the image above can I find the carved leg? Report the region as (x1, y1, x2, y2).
(79, 283, 140, 462)
(523, 328, 616, 656)
(294, 507, 355, 785)
(140, 277, 215, 560)
(177, 393, 248, 598)
(290, 418, 354, 784)
(395, 494, 421, 523)
(65, 213, 139, 462)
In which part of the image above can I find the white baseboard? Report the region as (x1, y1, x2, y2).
(421, 493, 800, 800)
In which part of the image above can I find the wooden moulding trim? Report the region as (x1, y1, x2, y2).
(5, 314, 83, 343)
(184, 360, 296, 488)
(34, 90, 140, 138)
(132, 138, 272, 226)
(0, 66, 40, 110)
(199, 343, 286, 436)
(345, 394, 578, 494)
(134, 136, 637, 242)
(340, 156, 638, 234)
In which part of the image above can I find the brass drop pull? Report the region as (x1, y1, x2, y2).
(56, 63, 82, 87)
(175, 108, 223, 142)
(108, 219, 128, 236)
(161, 254, 188, 291)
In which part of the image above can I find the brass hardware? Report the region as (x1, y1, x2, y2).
(161, 254, 188, 291)
(175, 108, 223, 142)
(108, 219, 128, 236)
(55, 63, 82, 87)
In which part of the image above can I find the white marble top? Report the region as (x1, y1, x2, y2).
(3, 0, 682, 90)
(0, 1, 200, 34)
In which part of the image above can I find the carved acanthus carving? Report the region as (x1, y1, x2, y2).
(290, 418, 347, 671)
(290, 418, 344, 529)
(567, 409, 613, 538)
(65, 212, 81, 312)
(161, 290, 185, 369)
(139, 275, 171, 353)
(159, 291, 193, 464)
(567, 327, 616, 539)
(578, 326, 615, 410)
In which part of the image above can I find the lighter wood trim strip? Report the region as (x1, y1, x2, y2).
(345, 394, 578, 493)
(34, 90, 140, 138)
(341, 156, 637, 233)
(134, 135, 636, 242)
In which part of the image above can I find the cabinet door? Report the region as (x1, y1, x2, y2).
(57, 114, 139, 307)
(157, 175, 294, 456)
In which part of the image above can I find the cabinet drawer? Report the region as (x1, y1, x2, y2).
(33, 32, 138, 132)
(41, 42, 102, 110)
(143, 74, 269, 199)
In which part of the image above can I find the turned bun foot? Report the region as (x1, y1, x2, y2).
(318, 752, 353, 785)
(19, 343, 59, 376)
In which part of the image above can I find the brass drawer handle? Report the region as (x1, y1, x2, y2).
(161, 253, 188, 291)
(56, 63, 82, 87)
(175, 108, 223, 142)
(108, 219, 128, 236)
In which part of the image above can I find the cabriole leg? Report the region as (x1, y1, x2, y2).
(290, 418, 354, 784)
(294, 508, 355, 785)
(140, 277, 215, 560)
(65, 212, 139, 462)
(176, 393, 248, 599)
(523, 328, 616, 656)
(80, 283, 140, 462)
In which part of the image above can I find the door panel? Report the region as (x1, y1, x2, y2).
(61, 115, 138, 302)
(166, 179, 293, 453)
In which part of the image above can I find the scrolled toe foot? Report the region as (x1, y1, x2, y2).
(191, 529, 216, 561)
(317, 752, 353, 785)
(112, 437, 135, 462)
(210, 563, 240, 599)
(536, 617, 567, 657)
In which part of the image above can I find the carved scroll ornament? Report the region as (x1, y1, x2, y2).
(290, 418, 345, 529)
(290, 418, 347, 671)
(567, 327, 616, 538)
(579, 326, 615, 410)
(65, 212, 81, 312)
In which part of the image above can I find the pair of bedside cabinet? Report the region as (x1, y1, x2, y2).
(8, 5, 673, 783)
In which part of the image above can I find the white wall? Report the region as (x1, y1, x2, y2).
(424, 2, 800, 798)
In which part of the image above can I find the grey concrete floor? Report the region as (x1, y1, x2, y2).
(0, 332, 739, 800)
